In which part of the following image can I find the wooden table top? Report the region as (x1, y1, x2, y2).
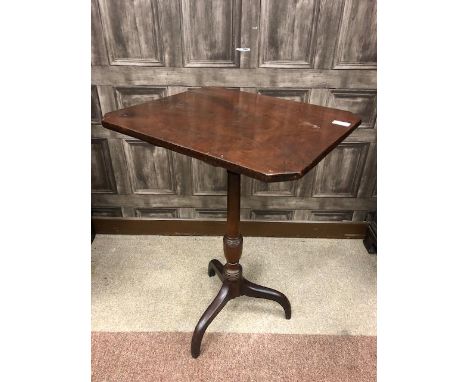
(102, 87, 361, 182)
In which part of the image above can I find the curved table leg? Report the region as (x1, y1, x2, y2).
(191, 282, 231, 358)
(207, 259, 224, 281)
(191, 173, 292, 358)
(242, 278, 292, 319)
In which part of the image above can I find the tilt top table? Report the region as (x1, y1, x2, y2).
(102, 87, 361, 358)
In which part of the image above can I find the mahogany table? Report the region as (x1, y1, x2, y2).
(102, 87, 361, 358)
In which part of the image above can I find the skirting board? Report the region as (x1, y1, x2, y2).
(92, 218, 368, 239)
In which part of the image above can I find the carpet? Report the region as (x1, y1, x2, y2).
(92, 332, 376, 382)
(92, 235, 376, 381)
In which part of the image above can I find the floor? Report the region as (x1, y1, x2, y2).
(92, 235, 377, 381)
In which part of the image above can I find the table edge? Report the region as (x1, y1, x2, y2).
(101, 118, 361, 183)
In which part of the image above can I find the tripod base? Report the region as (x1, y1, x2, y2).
(191, 259, 291, 358)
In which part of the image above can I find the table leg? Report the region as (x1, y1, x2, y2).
(241, 279, 291, 319)
(191, 283, 230, 358)
(191, 171, 291, 358)
(207, 259, 224, 281)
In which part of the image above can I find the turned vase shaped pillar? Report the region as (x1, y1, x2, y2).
(223, 171, 243, 282)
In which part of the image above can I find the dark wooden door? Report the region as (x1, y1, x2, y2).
(91, 0, 376, 222)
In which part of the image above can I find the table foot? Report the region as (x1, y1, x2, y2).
(207, 259, 224, 281)
(191, 281, 231, 358)
(241, 278, 291, 319)
(191, 260, 291, 358)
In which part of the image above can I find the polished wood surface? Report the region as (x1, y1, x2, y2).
(101, 88, 363, 358)
(92, 0, 376, 222)
(191, 258, 291, 358)
(191, 172, 291, 358)
(102, 87, 361, 182)
(91, 218, 368, 238)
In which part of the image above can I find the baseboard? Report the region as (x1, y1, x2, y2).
(92, 218, 368, 239)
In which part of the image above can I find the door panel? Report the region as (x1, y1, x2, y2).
(91, 0, 377, 221)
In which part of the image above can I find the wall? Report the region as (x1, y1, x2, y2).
(91, 0, 376, 222)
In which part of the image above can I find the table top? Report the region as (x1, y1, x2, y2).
(102, 87, 361, 182)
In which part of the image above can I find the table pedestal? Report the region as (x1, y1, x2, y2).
(191, 171, 291, 358)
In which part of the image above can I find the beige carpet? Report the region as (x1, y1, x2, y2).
(92, 235, 376, 381)
(92, 235, 376, 335)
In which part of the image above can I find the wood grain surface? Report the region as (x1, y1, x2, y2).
(102, 88, 361, 182)
(92, 0, 377, 221)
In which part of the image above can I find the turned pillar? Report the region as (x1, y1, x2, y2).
(223, 171, 243, 291)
